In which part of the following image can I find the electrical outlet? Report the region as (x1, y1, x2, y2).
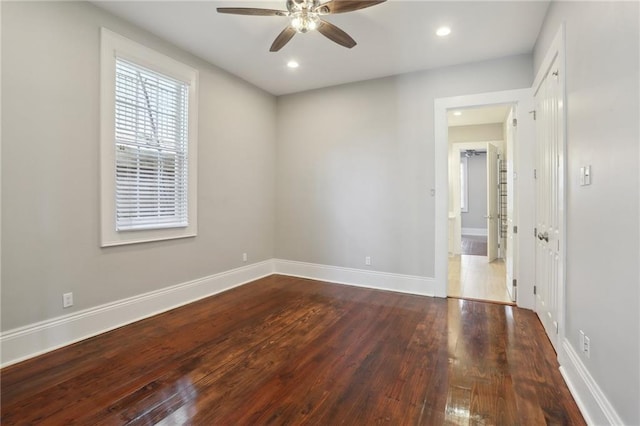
(365, 256, 371, 266)
(584, 335, 591, 358)
(242, 252, 248, 262)
(63, 292, 74, 308)
(579, 330, 585, 352)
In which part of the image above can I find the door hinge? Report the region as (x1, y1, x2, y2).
(513, 279, 517, 287)
(513, 225, 518, 234)
(554, 321, 559, 334)
(529, 110, 537, 120)
(534, 169, 537, 179)
(534, 285, 537, 295)
(534, 227, 537, 238)
(512, 118, 517, 127)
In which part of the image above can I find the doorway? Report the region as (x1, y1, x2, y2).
(446, 105, 512, 304)
(433, 88, 536, 310)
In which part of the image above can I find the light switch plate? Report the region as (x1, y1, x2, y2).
(580, 165, 592, 186)
(584, 165, 591, 185)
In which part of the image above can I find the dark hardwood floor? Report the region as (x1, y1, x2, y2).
(461, 235, 488, 256)
(1, 275, 584, 425)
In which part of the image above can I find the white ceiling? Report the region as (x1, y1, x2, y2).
(447, 104, 512, 127)
(93, 0, 549, 96)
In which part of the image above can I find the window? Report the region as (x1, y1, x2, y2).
(460, 156, 468, 213)
(101, 29, 198, 246)
(114, 59, 188, 231)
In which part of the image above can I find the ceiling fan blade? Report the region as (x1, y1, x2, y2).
(216, 7, 288, 17)
(317, 20, 357, 48)
(270, 26, 297, 52)
(314, 0, 386, 15)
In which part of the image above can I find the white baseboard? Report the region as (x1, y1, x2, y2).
(559, 338, 623, 425)
(462, 227, 488, 236)
(273, 259, 435, 297)
(1, 259, 436, 368)
(0, 260, 275, 368)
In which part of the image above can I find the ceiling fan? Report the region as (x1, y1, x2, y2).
(217, 0, 386, 52)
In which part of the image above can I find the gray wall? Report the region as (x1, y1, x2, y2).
(535, 2, 639, 424)
(276, 55, 532, 277)
(1, 1, 277, 331)
(461, 153, 487, 230)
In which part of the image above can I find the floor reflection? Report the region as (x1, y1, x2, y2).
(443, 298, 515, 424)
(153, 377, 197, 425)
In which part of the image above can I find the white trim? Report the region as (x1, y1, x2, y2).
(560, 339, 624, 425)
(100, 28, 199, 247)
(462, 228, 488, 237)
(0, 260, 274, 368)
(434, 88, 535, 307)
(0, 258, 437, 367)
(274, 259, 435, 297)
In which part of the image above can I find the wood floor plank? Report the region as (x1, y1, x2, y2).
(0, 275, 585, 425)
(94, 296, 336, 424)
(220, 291, 403, 424)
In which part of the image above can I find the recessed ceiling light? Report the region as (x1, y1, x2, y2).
(436, 26, 451, 37)
(453, 111, 462, 116)
(287, 60, 299, 69)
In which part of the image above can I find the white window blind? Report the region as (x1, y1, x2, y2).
(114, 58, 189, 231)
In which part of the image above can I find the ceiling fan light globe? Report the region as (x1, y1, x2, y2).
(291, 15, 302, 30)
(307, 17, 319, 31)
(290, 12, 319, 33)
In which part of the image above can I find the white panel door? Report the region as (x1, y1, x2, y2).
(486, 143, 499, 262)
(534, 56, 562, 351)
(505, 107, 517, 301)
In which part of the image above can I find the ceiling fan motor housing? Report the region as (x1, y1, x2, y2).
(287, 0, 321, 13)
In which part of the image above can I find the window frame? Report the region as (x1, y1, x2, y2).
(100, 28, 198, 247)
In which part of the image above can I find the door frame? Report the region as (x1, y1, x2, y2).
(486, 142, 500, 262)
(505, 106, 518, 301)
(434, 89, 536, 309)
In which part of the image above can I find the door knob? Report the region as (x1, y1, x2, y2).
(538, 232, 549, 242)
